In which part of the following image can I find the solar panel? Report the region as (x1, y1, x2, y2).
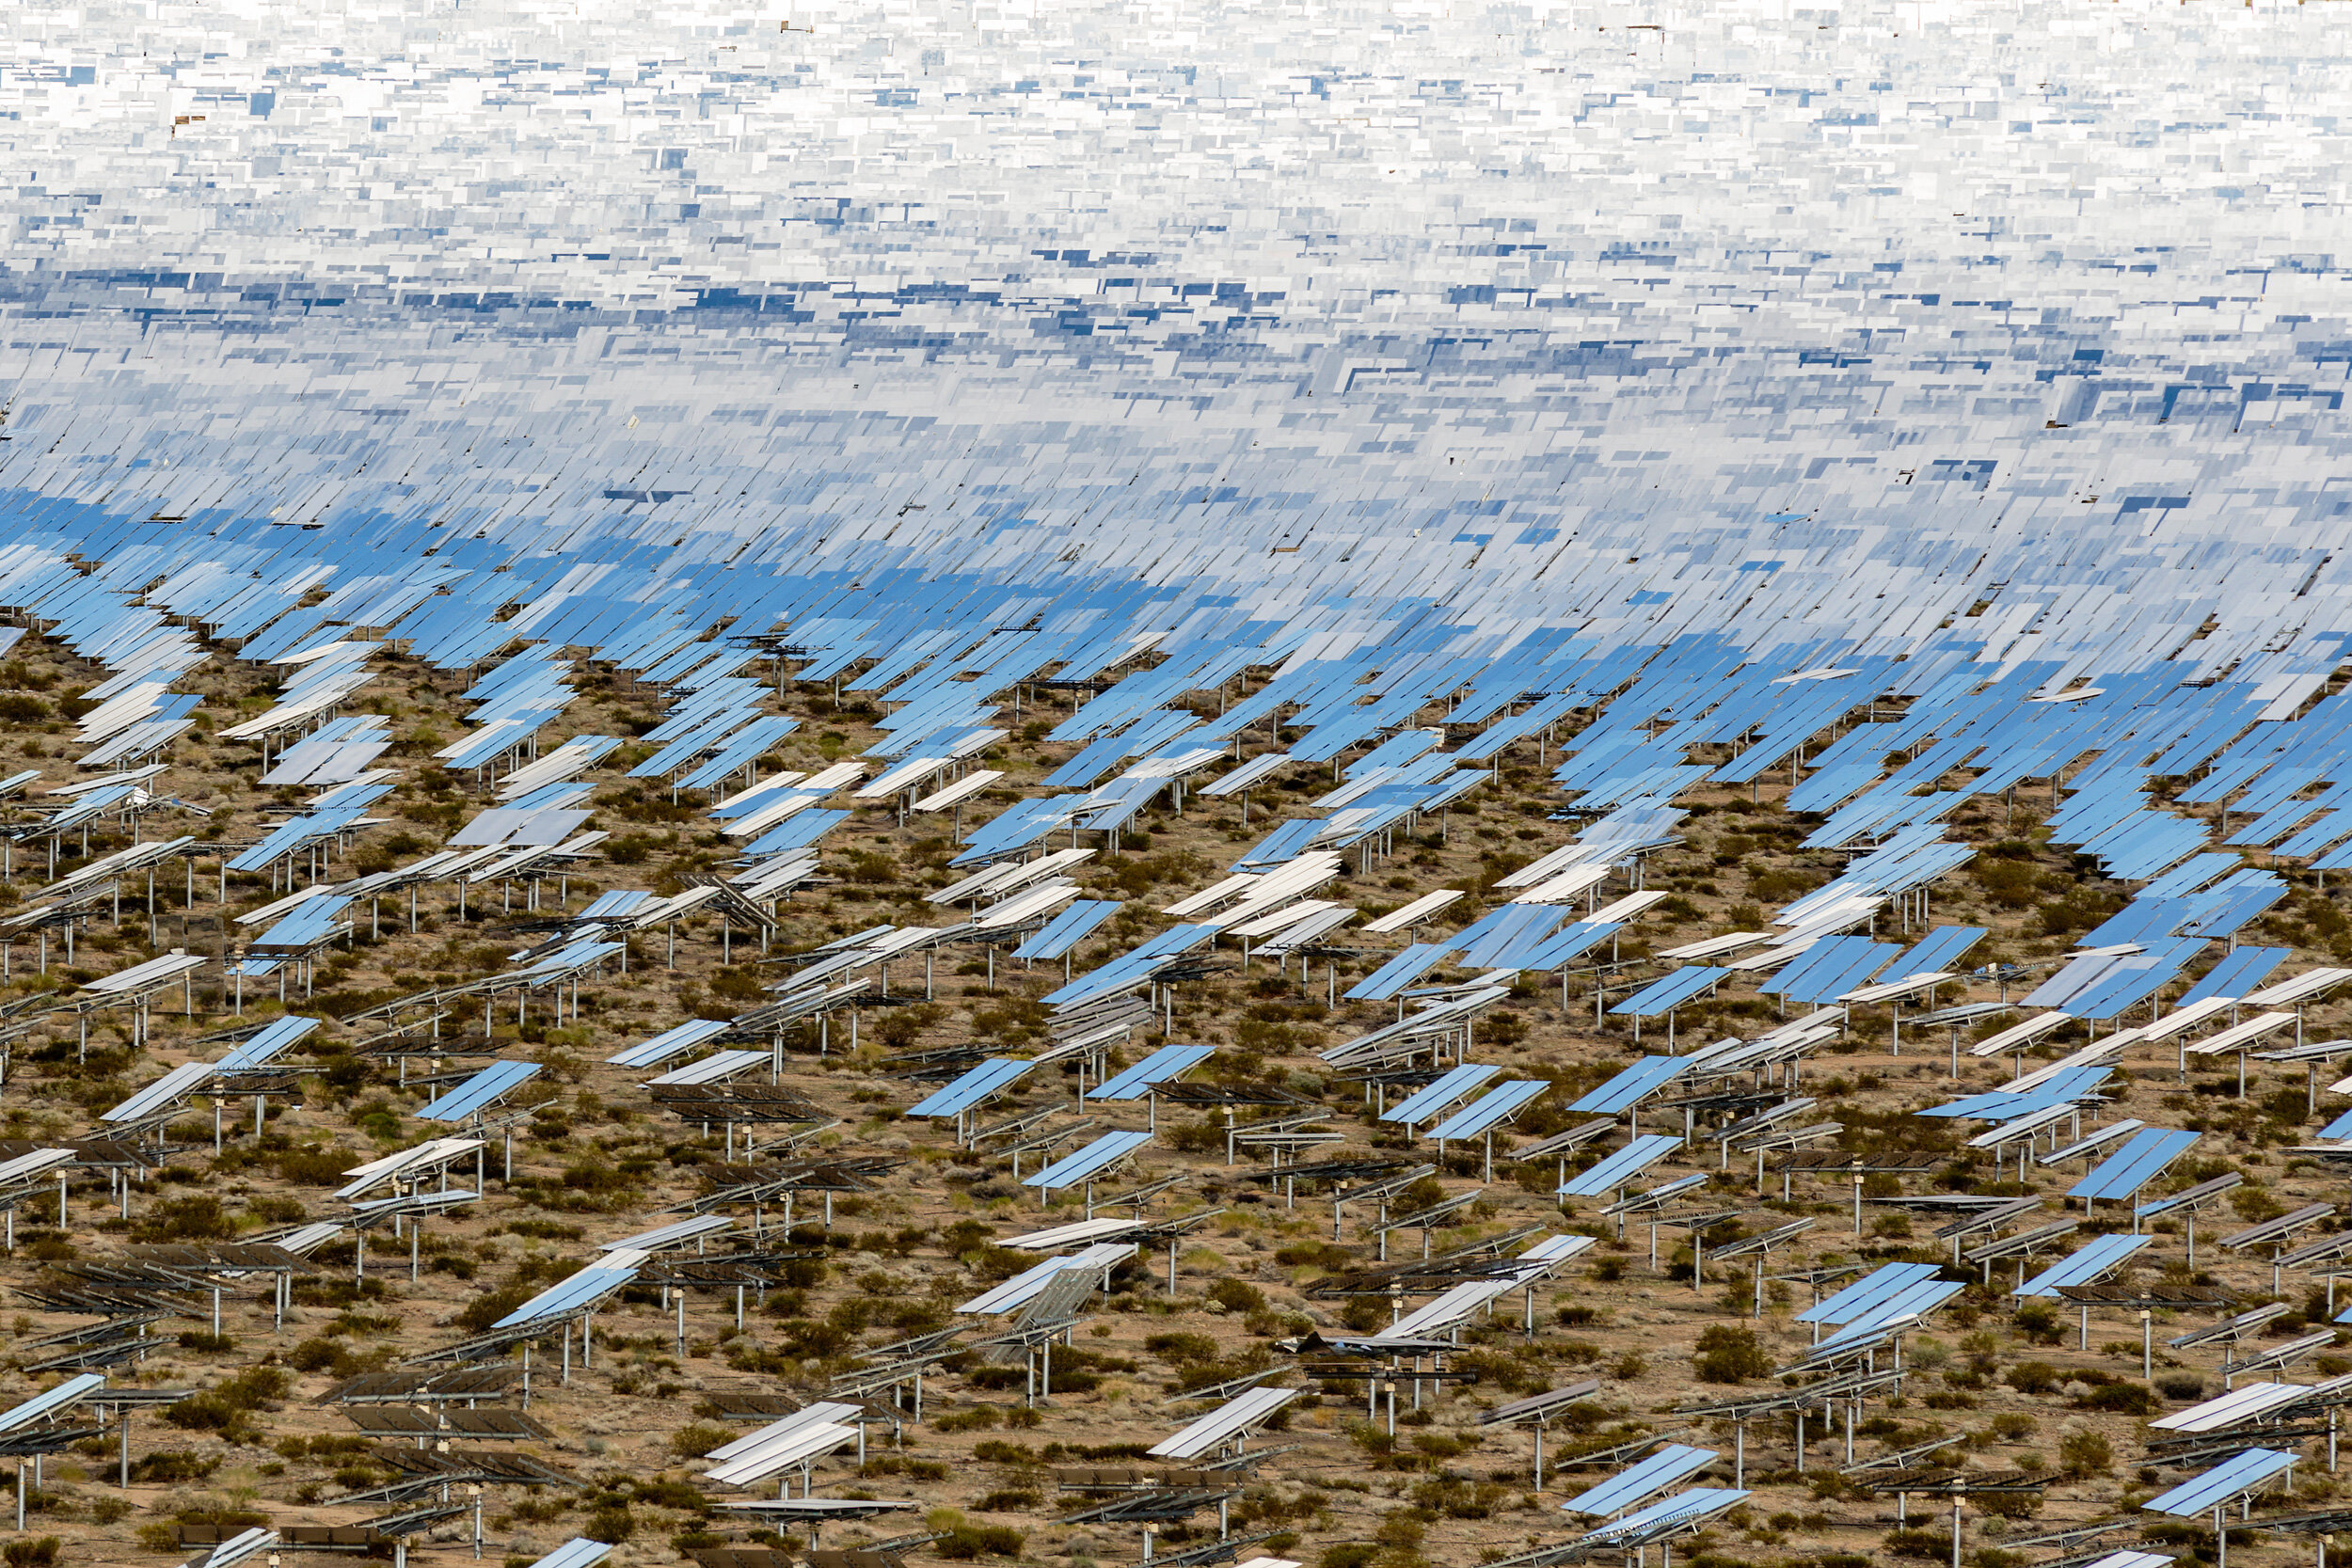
(2014, 1234, 2153, 1297)
(2140, 1449, 2298, 1516)
(676, 717, 802, 791)
(1002, 1216, 1153, 1251)
(185, 1528, 281, 1568)
(1610, 966, 1728, 1018)
(1560, 1445, 1719, 1518)
(704, 1421, 861, 1487)
(1559, 1135, 1682, 1197)
(1382, 1064, 1504, 1126)
(906, 1059, 1035, 1117)
(101, 1060, 214, 1123)
(2068, 938, 2207, 1020)
(605, 1018, 732, 1069)
(1770, 940, 1902, 1005)
(1343, 943, 1457, 1002)
(705, 1402, 866, 1462)
(2178, 946, 2291, 1006)
(2247, 967, 2352, 1008)
(1452, 903, 1567, 966)
(334, 1138, 485, 1200)
(0, 1372, 104, 1433)
(1916, 1065, 2114, 1120)
(2138, 1174, 2245, 1222)
(1514, 920, 1622, 971)
(1578, 1489, 1752, 1547)
(1362, 888, 1469, 934)
(1568, 1056, 1685, 1115)
(217, 1015, 317, 1068)
(493, 1259, 644, 1329)
(1422, 1081, 1551, 1142)
(972, 880, 1081, 931)
(2068, 1128, 2201, 1202)
(955, 1243, 1136, 1315)
(1798, 1280, 1965, 1361)
(742, 807, 851, 857)
(1371, 1275, 1523, 1341)
(1088, 1044, 1215, 1101)
(522, 1539, 615, 1568)
(418, 1060, 543, 1122)
(1796, 1263, 1945, 1326)
(1890, 926, 1988, 977)
(647, 1050, 769, 1086)
(2038, 1118, 2144, 1165)
(2151, 1382, 2312, 1433)
(1148, 1386, 1301, 1459)
(1024, 1131, 1153, 1191)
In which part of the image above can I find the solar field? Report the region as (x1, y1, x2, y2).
(6, 1, 2352, 1565)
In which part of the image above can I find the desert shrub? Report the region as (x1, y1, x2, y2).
(456, 1284, 536, 1334)
(584, 1504, 635, 1543)
(132, 1195, 235, 1243)
(2012, 1303, 2065, 1345)
(129, 1452, 217, 1484)
(2007, 1361, 2062, 1396)
(1883, 1529, 1951, 1559)
(2058, 1430, 2112, 1478)
(2077, 1383, 2156, 1416)
(935, 1525, 1025, 1560)
(1209, 1278, 1266, 1313)
(1692, 1324, 1772, 1384)
(668, 1423, 734, 1459)
(277, 1146, 357, 1185)
(935, 1407, 1001, 1433)
(288, 1338, 362, 1376)
(1146, 1332, 1220, 1363)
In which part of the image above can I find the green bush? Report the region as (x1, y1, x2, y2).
(583, 1505, 635, 1544)
(1692, 1324, 1772, 1384)
(162, 1393, 238, 1432)
(288, 1338, 361, 1375)
(1209, 1278, 1266, 1313)
(935, 1525, 1025, 1560)
(2076, 1382, 2156, 1416)
(277, 1146, 357, 1184)
(2058, 1430, 2112, 1478)
(668, 1422, 733, 1460)
(456, 1283, 536, 1334)
(934, 1407, 1001, 1434)
(1144, 1332, 1219, 1364)
(1883, 1529, 1951, 1559)
(129, 1452, 217, 1484)
(2007, 1361, 2062, 1396)
(222, 1367, 290, 1407)
(2012, 1303, 2065, 1345)
(132, 1195, 236, 1243)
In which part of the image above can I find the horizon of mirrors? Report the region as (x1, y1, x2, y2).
(6, 512, 2352, 1568)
